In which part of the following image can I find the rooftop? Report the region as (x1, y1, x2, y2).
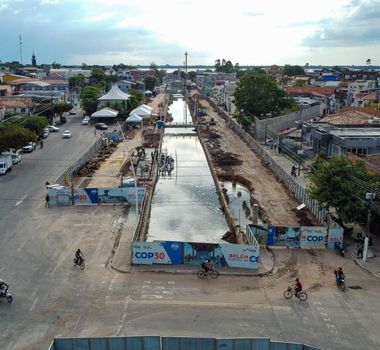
(320, 110, 374, 125)
(285, 86, 337, 96)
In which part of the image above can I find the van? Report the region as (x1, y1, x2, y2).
(0, 155, 13, 174)
(2, 152, 21, 165)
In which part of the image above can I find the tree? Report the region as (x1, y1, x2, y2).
(308, 155, 379, 223)
(188, 71, 197, 82)
(51, 61, 61, 69)
(282, 64, 305, 76)
(90, 68, 107, 85)
(20, 116, 49, 135)
(80, 86, 102, 115)
(128, 89, 144, 110)
(234, 74, 296, 119)
(0, 125, 36, 153)
(53, 102, 73, 123)
(150, 62, 166, 83)
(366, 58, 371, 66)
(294, 79, 306, 87)
(144, 76, 157, 91)
(31, 52, 36, 67)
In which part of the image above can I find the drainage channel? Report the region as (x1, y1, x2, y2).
(145, 97, 229, 243)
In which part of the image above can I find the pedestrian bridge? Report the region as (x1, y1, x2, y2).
(48, 336, 320, 350)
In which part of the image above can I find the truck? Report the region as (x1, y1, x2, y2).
(0, 155, 13, 175)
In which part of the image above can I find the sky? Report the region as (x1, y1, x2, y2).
(0, 0, 379, 66)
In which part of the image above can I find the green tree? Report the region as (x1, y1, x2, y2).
(308, 155, 379, 223)
(0, 125, 36, 153)
(53, 102, 73, 123)
(150, 62, 166, 83)
(128, 89, 144, 110)
(80, 86, 102, 115)
(20, 116, 49, 135)
(90, 68, 107, 85)
(294, 79, 306, 87)
(144, 76, 157, 91)
(68, 75, 86, 90)
(51, 61, 61, 69)
(188, 71, 197, 82)
(282, 64, 305, 76)
(235, 75, 296, 119)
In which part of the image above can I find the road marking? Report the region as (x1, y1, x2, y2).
(17, 239, 28, 253)
(125, 299, 290, 310)
(30, 296, 39, 312)
(15, 195, 27, 207)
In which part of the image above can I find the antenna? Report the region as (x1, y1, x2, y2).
(19, 35, 23, 64)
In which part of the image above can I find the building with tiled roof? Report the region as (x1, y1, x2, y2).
(0, 96, 34, 114)
(285, 86, 337, 96)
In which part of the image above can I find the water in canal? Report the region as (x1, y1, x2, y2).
(146, 98, 228, 243)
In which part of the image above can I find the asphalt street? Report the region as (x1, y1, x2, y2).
(0, 112, 380, 350)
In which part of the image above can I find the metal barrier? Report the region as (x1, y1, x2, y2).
(204, 97, 341, 229)
(48, 336, 320, 350)
(55, 138, 104, 185)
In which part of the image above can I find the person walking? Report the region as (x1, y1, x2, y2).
(45, 193, 50, 208)
(94, 129, 96, 136)
(357, 241, 364, 259)
(40, 140, 43, 149)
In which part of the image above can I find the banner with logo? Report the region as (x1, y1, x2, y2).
(299, 226, 328, 248)
(221, 244, 259, 269)
(98, 187, 145, 204)
(74, 188, 98, 205)
(327, 227, 344, 249)
(132, 241, 181, 265)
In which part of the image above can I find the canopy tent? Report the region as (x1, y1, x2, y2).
(130, 105, 152, 118)
(98, 85, 130, 105)
(126, 114, 142, 123)
(144, 90, 152, 96)
(91, 107, 119, 118)
(141, 104, 153, 111)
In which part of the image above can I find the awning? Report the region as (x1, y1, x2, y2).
(126, 114, 143, 123)
(91, 107, 119, 118)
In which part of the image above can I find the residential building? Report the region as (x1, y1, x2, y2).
(117, 80, 137, 92)
(49, 68, 91, 79)
(0, 96, 34, 114)
(10, 79, 68, 101)
(301, 110, 380, 157)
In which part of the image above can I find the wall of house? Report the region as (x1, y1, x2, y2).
(254, 105, 321, 141)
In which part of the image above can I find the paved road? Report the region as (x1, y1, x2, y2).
(1, 112, 380, 350)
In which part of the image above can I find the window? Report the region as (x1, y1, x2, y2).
(346, 148, 368, 156)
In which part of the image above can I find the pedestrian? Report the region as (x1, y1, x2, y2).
(45, 193, 50, 208)
(357, 241, 364, 259)
(40, 140, 43, 149)
(94, 129, 96, 136)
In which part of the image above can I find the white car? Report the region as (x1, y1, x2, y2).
(62, 130, 72, 138)
(47, 125, 60, 132)
(22, 142, 37, 153)
(82, 119, 89, 125)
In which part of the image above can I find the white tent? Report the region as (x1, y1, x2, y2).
(130, 105, 152, 118)
(126, 114, 142, 123)
(98, 85, 130, 104)
(141, 104, 153, 111)
(91, 107, 119, 118)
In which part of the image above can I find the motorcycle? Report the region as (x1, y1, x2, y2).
(283, 286, 308, 301)
(73, 256, 85, 270)
(291, 166, 297, 177)
(336, 274, 346, 291)
(334, 241, 346, 257)
(197, 269, 218, 279)
(0, 287, 13, 303)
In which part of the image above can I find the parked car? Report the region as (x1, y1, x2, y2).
(82, 119, 90, 125)
(0, 155, 13, 175)
(2, 152, 21, 165)
(62, 130, 72, 138)
(95, 123, 108, 130)
(47, 125, 60, 132)
(22, 142, 37, 153)
(69, 110, 76, 115)
(41, 128, 49, 139)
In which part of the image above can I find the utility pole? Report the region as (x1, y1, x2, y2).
(184, 52, 188, 76)
(19, 35, 23, 65)
(363, 188, 375, 262)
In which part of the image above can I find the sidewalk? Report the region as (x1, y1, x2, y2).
(346, 239, 380, 279)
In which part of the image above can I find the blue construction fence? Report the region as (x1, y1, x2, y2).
(48, 336, 320, 350)
(132, 240, 260, 269)
(246, 224, 343, 249)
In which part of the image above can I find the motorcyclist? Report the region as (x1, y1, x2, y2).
(334, 267, 345, 284)
(0, 279, 9, 296)
(201, 259, 213, 274)
(293, 278, 303, 297)
(74, 249, 84, 265)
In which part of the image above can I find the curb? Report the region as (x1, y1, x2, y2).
(351, 254, 380, 280)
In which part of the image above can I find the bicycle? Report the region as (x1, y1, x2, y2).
(283, 286, 308, 301)
(197, 269, 218, 279)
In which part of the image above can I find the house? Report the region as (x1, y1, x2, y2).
(285, 86, 337, 114)
(49, 68, 91, 79)
(117, 80, 137, 92)
(0, 96, 34, 114)
(1, 73, 29, 84)
(9, 79, 68, 101)
(301, 110, 380, 157)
